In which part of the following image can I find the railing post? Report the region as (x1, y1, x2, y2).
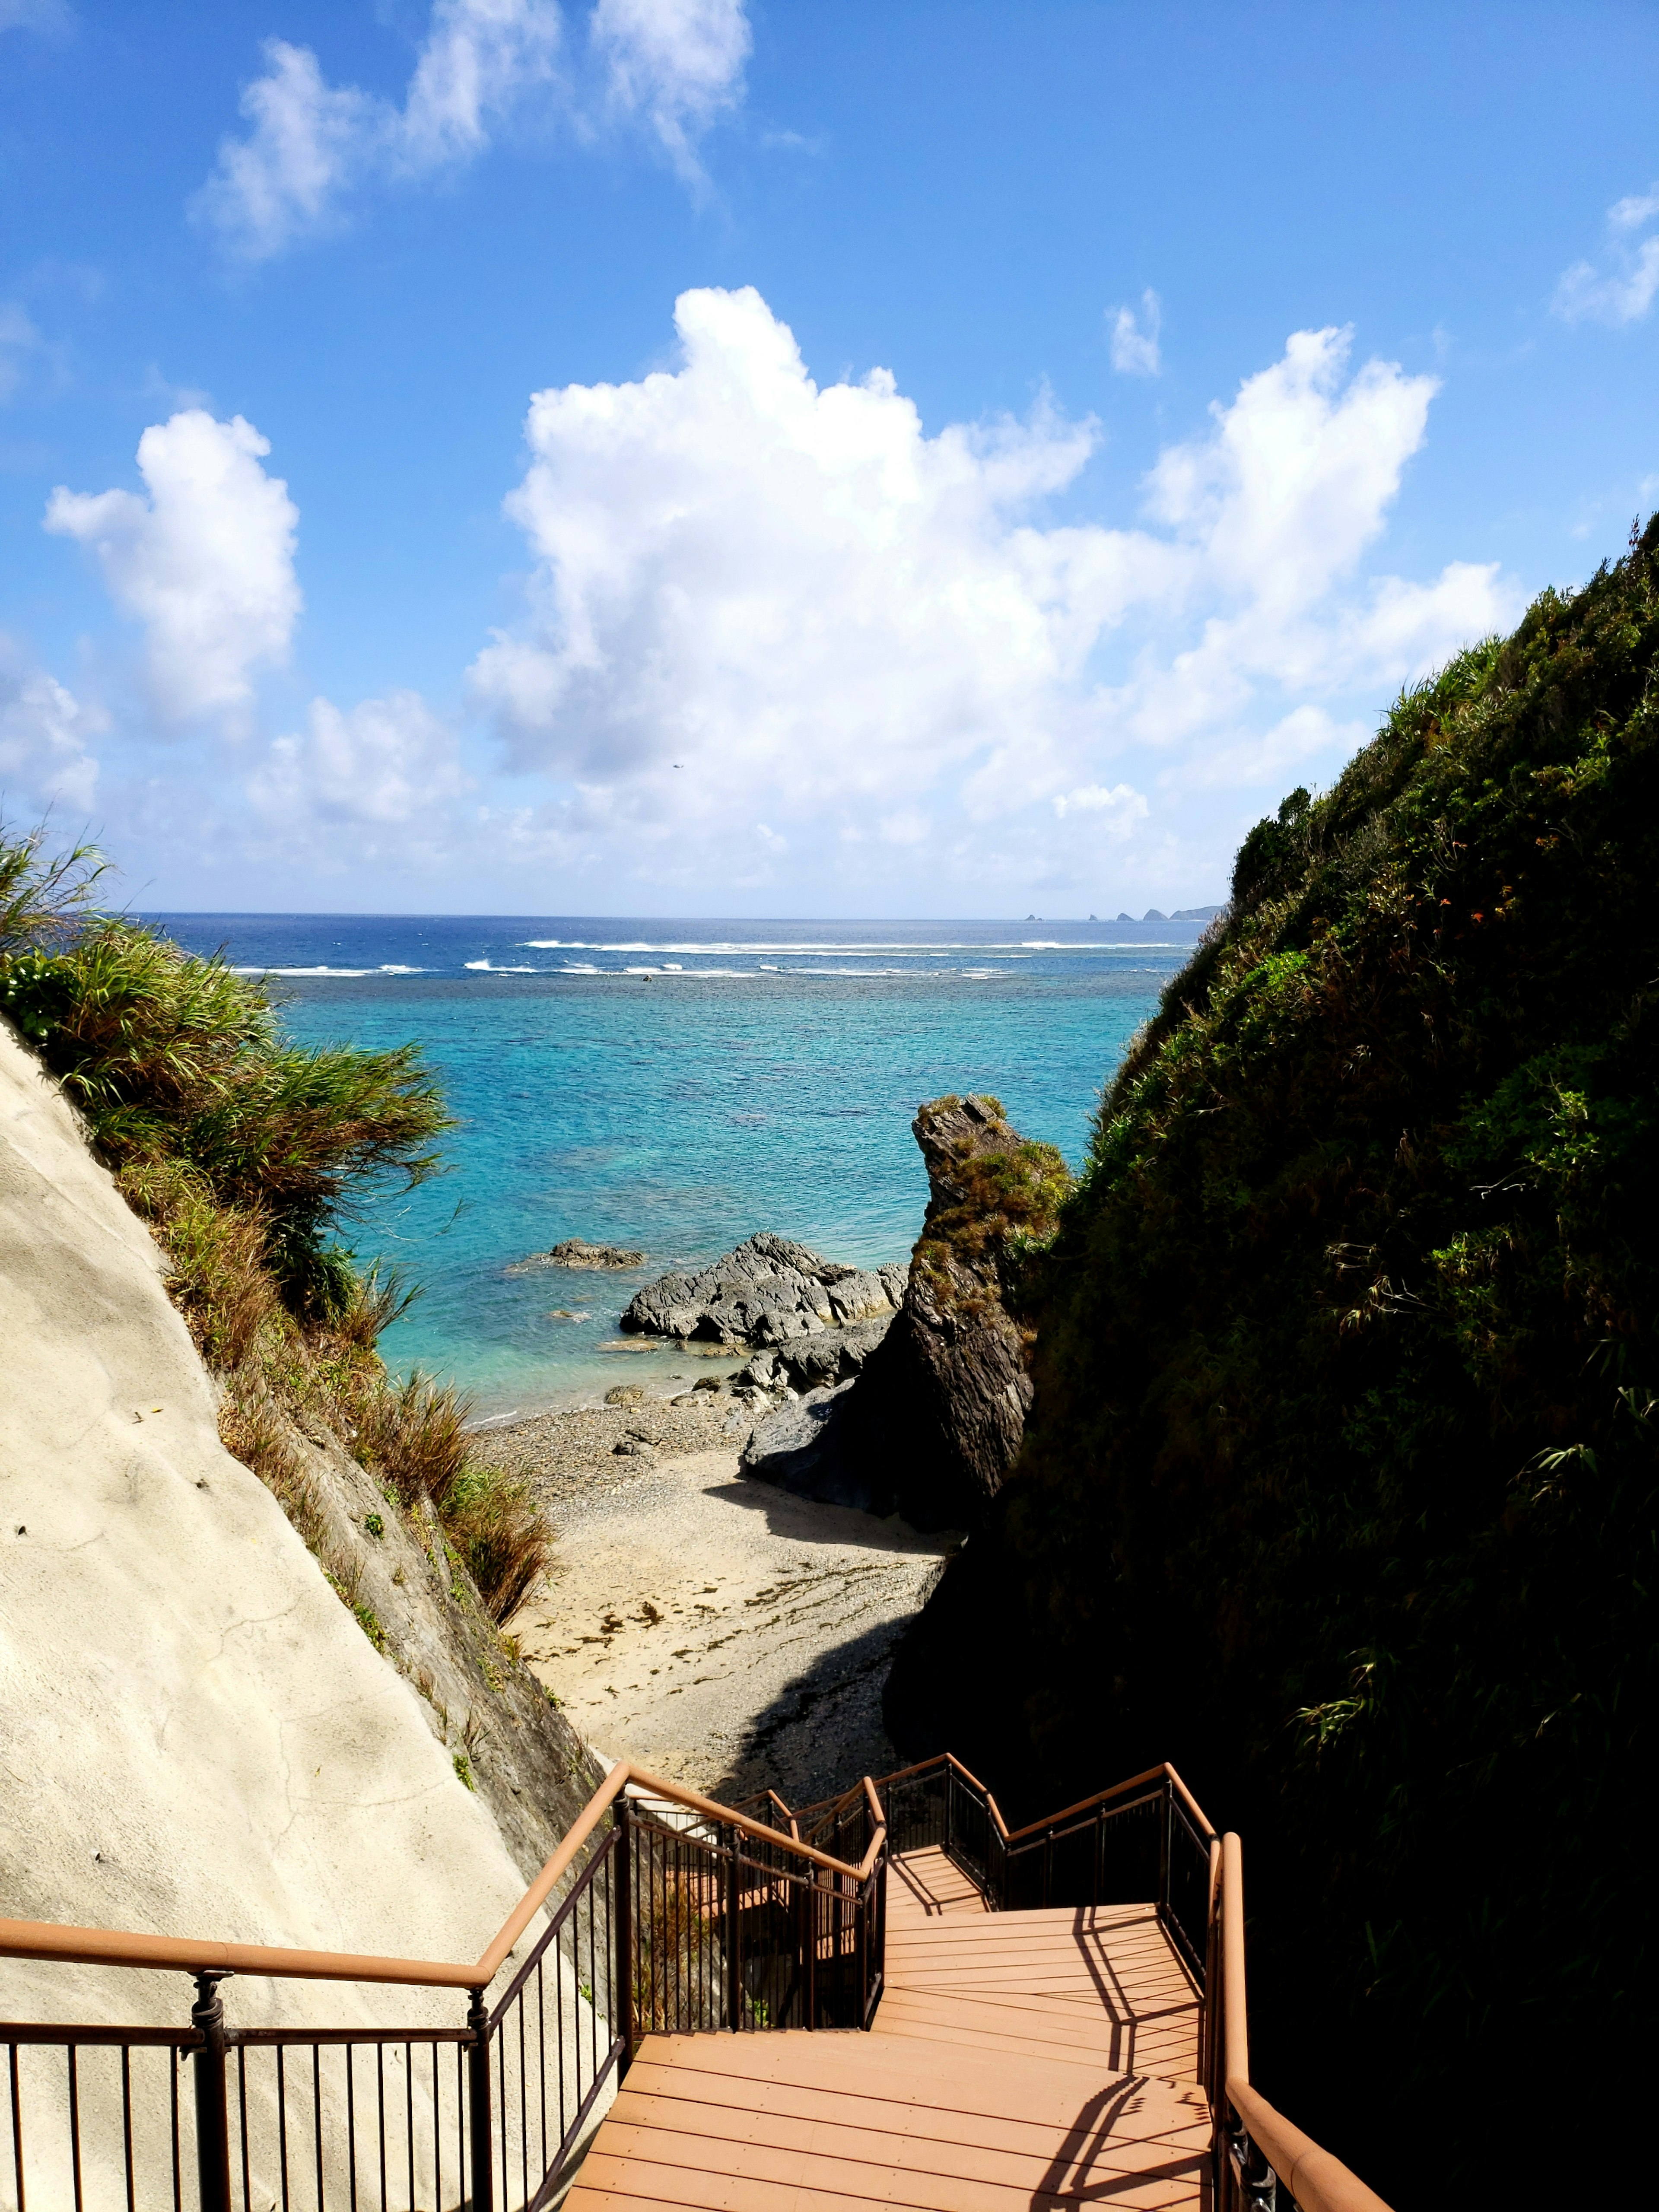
(725, 1825, 742, 2031)
(943, 1764, 953, 1859)
(1158, 1779, 1171, 1918)
(614, 1797, 635, 2075)
(467, 1987, 493, 2212)
(189, 1973, 232, 2212)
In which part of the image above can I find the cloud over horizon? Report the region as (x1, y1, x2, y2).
(464, 287, 1514, 896)
(21, 293, 1518, 907)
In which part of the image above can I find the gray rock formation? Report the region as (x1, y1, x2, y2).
(740, 1381, 862, 1506)
(735, 1313, 894, 1395)
(738, 1096, 1068, 1532)
(621, 1232, 905, 1349)
(506, 1237, 644, 1273)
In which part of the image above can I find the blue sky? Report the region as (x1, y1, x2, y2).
(2, 0, 1656, 915)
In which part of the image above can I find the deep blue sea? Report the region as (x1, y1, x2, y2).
(143, 916, 1204, 1418)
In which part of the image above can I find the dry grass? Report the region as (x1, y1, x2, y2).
(2, 824, 553, 1637)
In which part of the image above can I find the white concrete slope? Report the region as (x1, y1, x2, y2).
(0, 1017, 540, 2039)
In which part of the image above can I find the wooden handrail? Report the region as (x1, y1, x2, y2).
(1219, 1832, 1395, 2212)
(0, 1759, 883, 1993)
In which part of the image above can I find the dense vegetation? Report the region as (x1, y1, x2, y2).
(0, 830, 547, 1625)
(887, 522, 1659, 2199)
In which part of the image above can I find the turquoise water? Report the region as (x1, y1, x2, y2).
(146, 917, 1202, 1416)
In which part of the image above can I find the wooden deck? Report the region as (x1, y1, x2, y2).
(566, 1847, 1211, 2212)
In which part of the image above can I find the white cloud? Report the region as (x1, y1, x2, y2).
(1554, 185, 1659, 325)
(468, 290, 1513, 896)
(592, 0, 750, 177)
(1051, 783, 1147, 830)
(191, 41, 378, 260)
(194, 0, 746, 259)
(44, 410, 300, 726)
(0, 643, 100, 814)
(1110, 290, 1161, 377)
(248, 691, 473, 826)
(1181, 704, 1368, 791)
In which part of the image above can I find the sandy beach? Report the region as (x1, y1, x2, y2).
(480, 1404, 957, 1807)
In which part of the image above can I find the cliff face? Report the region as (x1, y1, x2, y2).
(742, 1095, 1067, 1530)
(885, 531, 1659, 2203)
(0, 1017, 592, 2037)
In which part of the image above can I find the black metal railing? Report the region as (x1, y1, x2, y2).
(2, 1784, 887, 2212)
(869, 1756, 1211, 1982)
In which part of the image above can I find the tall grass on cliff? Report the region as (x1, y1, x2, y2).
(0, 852, 547, 1623)
(887, 520, 1659, 2202)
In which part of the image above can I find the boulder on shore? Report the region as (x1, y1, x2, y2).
(620, 1231, 905, 1348)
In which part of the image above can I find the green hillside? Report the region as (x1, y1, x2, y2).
(886, 521, 1659, 2199)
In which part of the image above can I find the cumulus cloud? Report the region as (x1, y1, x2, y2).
(0, 643, 100, 814)
(45, 410, 300, 725)
(469, 288, 1512, 893)
(194, 0, 747, 259)
(248, 691, 473, 828)
(1554, 184, 1659, 325)
(1110, 290, 1161, 376)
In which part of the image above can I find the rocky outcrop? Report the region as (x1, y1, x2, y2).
(735, 1314, 894, 1395)
(506, 1237, 645, 1272)
(739, 1096, 1068, 1531)
(621, 1232, 905, 1348)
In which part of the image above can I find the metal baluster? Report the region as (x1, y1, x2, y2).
(172, 2036, 182, 2212)
(7, 2043, 22, 2212)
(344, 2047, 356, 2212)
(375, 2047, 386, 2212)
(122, 2044, 137, 2212)
(454, 2044, 464, 2212)
(235, 2050, 249, 2212)
(312, 2045, 324, 2212)
(275, 2045, 289, 2212)
(65, 2047, 83, 2212)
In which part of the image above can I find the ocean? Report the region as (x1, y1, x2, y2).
(144, 915, 1205, 1418)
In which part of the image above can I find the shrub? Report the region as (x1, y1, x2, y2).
(0, 818, 553, 1632)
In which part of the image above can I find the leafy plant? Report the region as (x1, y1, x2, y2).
(890, 520, 1659, 2204)
(0, 817, 550, 1628)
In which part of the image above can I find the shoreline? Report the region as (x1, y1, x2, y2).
(475, 1404, 958, 1804)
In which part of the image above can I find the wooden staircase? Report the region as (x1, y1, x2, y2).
(569, 1842, 1212, 2212)
(1, 1754, 1393, 2212)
